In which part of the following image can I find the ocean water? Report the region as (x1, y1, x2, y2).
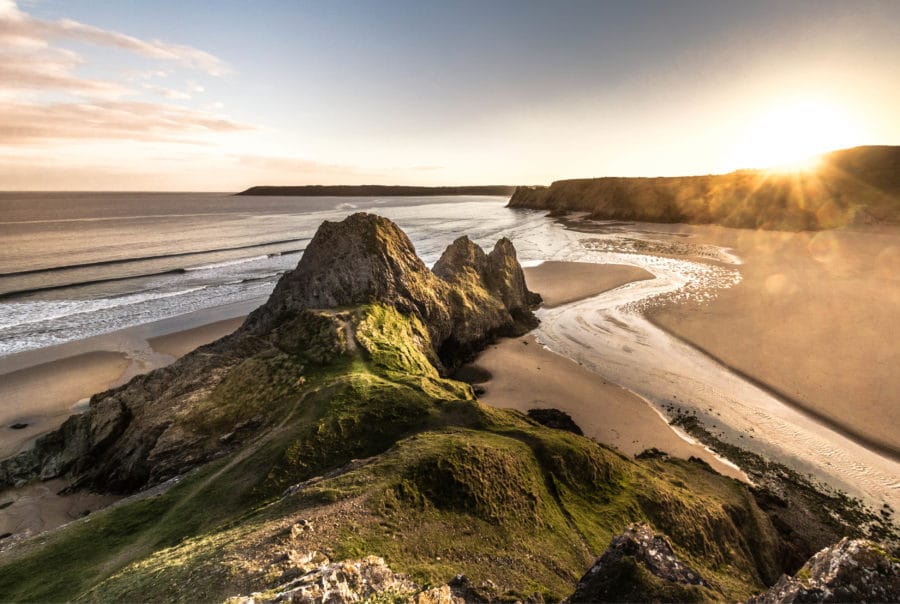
(0, 193, 551, 356)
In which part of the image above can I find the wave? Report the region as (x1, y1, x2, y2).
(0, 237, 310, 279)
(183, 255, 270, 272)
(0, 286, 210, 331)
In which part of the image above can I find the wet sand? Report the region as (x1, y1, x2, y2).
(0, 352, 130, 460)
(0, 311, 249, 540)
(465, 263, 747, 481)
(649, 225, 900, 457)
(524, 261, 653, 307)
(147, 316, 245, 359)
(0, 480, 118, 549)
(470, 335, 746, 481)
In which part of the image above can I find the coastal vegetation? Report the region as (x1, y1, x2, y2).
(0, 214, 896, 602)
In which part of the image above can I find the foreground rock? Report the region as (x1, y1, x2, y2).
(748, 538, 900, 603)
(565, 524, 719, 602)
(226, 555, 419, 604)
(0, 213, 539, 494)
(228, 555, 543, 604)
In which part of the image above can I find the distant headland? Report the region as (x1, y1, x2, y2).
(509, 146, 900, 230)
(237, 184, 515, 196)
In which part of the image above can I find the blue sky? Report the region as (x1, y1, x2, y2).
(3, 0, 899, 190)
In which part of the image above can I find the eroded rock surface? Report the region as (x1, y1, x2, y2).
(747, 537, 900, 603)
(565, 523, 718, 603)
(0, 213, 539, 494)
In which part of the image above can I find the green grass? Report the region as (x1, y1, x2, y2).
(0, 303, 796, 602)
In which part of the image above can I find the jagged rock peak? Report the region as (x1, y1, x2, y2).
(244, 212, 540, 362)
(747, 537, 900, 603)
(565, 523, 716, 603)
(433, 235, 541, 318)
(244, 212, 446, 334)
(432, 235, 489, 280)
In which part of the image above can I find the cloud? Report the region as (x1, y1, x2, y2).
(161, 88, 192, 100)
(0, 1, 249, 147)
(236, 154, 375, 175)
(0, 1, 230, 75)
(0, 101, 252, 144)
(0, 48, 130, 97)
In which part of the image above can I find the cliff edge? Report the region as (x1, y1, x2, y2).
(509, 146, 900, 230)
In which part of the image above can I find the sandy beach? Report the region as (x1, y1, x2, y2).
(648, 224, 900, 458)
(464, 262, 747, 481)
(0, 311, 249, 542)
(0, 316, 247, 459)
(523, 261, 653, 307)
(0, 352, 130, 460)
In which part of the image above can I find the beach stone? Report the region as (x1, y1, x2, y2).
(526, 408, 584, 435)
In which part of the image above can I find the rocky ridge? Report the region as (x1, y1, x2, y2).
(0, 213, 539, 494)
(226, 528, 900, 603)
(565, 523, 717, 602)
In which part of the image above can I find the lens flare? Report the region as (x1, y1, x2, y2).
(729, 99, 866, 172)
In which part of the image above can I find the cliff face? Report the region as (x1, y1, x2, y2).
(509, 146, 900, 230)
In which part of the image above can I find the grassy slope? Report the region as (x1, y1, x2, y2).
(0, 304, 782, 602)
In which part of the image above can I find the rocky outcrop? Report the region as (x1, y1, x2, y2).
(748, 538, 900, 603)
(565, 523, 719, 603)
(227, 555, 420, 603)
(245, 214, 540, 366)
(228, 556, 543, 604)
(225, 537, 900, 604)
(243, 213, 451, 340)
(526, 408, 583, 435)
(509, 145, 900, 230)
(0, 213, 539, 494)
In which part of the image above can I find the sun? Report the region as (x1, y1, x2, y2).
(728, 99, 865, 172)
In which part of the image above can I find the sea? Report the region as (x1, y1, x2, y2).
(0, 193, 552, 357)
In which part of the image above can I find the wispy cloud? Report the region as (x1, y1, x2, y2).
(0, 1, 230, 75)
(234, 154, 380, 178)
(0, 1, 250, 147)
(0, 101, 251, 144)
(0, 47, 130, 97)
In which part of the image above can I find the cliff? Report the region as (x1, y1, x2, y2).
(508, 146, 900, 230)
(237, 185, 515, 196)
(0, 214, 896, 602)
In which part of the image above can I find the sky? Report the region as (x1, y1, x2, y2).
(1, 0, 899, 191)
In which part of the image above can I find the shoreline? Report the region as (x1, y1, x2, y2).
(644, 222, 900, 457)
(0, 301, 258, 459)
(646, 313, 900, 464)
(465, 261, 748, 481)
